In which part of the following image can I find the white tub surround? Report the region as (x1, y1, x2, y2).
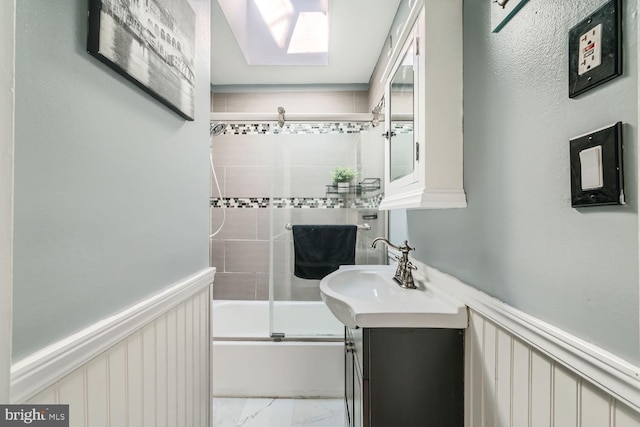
(211, 341, 343, 398)
(406, 259, 640, 423)
(211, 300, 344, 398)
(12, 268, 214, 427)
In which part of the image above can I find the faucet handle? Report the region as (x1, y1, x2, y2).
(400, 241, 415, 253)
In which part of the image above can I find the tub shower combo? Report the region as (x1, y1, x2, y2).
(209, 113, 386, 397)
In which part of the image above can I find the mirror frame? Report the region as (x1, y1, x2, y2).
(384, 31, 419, 192)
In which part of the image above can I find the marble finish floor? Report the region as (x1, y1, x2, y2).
(212, 398, 345, 427)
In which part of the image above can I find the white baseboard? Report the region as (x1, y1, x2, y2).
(11, 267, 216, 403)
(409, 259, 640, 414)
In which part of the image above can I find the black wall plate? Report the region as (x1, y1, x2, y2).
(570, 122, 624, 208)
(568, 0, 622, 98)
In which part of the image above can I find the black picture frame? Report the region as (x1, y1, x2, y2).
(568, 0, 622, 98)
(87, 0, 196, 120)
(570, 122, 624, 208)
(491, 0, 529, 33)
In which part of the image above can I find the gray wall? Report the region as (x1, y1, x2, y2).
(12, 0, 211, 361)
(392, 0, 639, 363)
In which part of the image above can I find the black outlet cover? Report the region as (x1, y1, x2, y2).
(568, 0, 622, 98)
(570, 122, 624, 208)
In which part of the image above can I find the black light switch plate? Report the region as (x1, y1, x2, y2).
(568, 0, 622, 98)
(570, 122, 624, 208)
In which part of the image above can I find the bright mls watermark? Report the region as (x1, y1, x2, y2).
(0, 405, 68, 426)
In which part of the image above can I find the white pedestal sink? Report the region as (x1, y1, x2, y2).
(319, 265, 467, 329)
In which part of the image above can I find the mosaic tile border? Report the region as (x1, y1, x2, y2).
(220, 122, 370, 136)
(210, 198, 270, 208)
(272, 198, 344, 209)
(224, 124, 271, 135)
(210, 196, 383, 209)
(275, 122, 370, 135)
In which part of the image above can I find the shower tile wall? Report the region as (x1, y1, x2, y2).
(210, 122, 386, 301)
(211, 91, 369, 115)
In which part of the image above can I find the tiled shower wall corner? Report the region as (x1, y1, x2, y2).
(210, 123, 386, 301)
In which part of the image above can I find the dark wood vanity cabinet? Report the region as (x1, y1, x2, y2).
(344, 326, 464, 427)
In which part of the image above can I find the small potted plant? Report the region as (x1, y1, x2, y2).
(330, 167, 358, 193)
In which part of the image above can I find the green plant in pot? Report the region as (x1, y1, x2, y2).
(330, 167, 358, 193)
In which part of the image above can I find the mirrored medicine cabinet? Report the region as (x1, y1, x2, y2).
(379, 1, 467, 210)
(387, 37, 417, 185)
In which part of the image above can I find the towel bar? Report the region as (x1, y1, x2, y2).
(285, 223, 371, 230)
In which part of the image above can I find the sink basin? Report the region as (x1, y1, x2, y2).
(319, 265, 467, 329)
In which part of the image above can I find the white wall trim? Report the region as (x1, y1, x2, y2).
(410, 259, 640, 414)
(10, 267, 216, 403)
(0, 0, 16, 404)
(379, 188, 468, 210)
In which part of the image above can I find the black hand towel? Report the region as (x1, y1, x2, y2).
(292, 225, 357, 280)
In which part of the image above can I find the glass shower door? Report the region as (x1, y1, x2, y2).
(268, 122, 362, 339)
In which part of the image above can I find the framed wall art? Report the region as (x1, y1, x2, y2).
(491, 0, 529, 33)
(88, 0, 196, 120)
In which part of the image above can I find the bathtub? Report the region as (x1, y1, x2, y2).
(211, 300, 345, 398)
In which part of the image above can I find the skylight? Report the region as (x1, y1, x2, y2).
(287, 12, 329, 54)
(218, 0, 330, 66)
(253, 0, 294, 50)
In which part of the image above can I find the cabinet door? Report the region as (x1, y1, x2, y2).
(367, 328, 464, 427)
(385, 33, 418, 189)
(345, 330, 354, 426)
(351, 327, 364, 379)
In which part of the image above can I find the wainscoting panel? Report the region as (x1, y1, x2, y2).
(127, 330, 143, 427)
(465, 310, 640, 427)
(23, 282, 212, 427)
(108, 340, 127, 427)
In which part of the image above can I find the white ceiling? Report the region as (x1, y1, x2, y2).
(210, 0, 402, 89)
